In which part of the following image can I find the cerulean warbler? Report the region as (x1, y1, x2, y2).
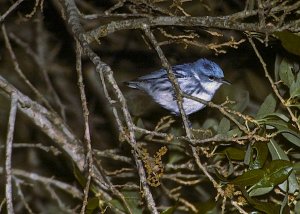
(126, 58, 230, 115)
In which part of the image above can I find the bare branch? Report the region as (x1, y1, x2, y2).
(5, 92, 18, 214)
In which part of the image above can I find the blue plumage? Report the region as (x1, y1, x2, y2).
(126, 58, 229, 115)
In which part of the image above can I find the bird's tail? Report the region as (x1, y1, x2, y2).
(124, 81, 139, 89)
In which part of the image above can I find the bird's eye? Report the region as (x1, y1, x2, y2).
(208, 76, 214, 81)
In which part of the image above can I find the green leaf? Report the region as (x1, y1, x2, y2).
(258, 114, 300, 147)
(86, 197, 100, 214)
(256, 94, 277, 119)
(217, 118, 230, 135)
(275, 31, 300, 56)
(293, 162, 300, 173)
(268, 140, 299, 194)
(266, 160, 293, 185)
(280, 192, 289, 214)
(161, 206, 177, 214)
(264, 113, 289, 122)
(248, 160, 293, 196)
(122, 191, 143, 214)
(290, 72, 300, 98)
(135, 118, 145, 138)
(244, 144, 252, 165)
(244, 143, 268, 170)
(227, 128, 242, 137)
(240, 186, 281, 214)
(268, 139, 288, 160)
(290, 87, 300, 99)
(249, 186, 273, 197)
(233, 90, 249, 112)
(223, 147, 246, 161)
(295, 200, 300, 214)
(195, 200, 219, 214)
(252, 201, 281, 214)
(282, 133, 300, 148)
(279, 172, 299, 194)
(202, 118, 218, 130)
(232, 169, 265, 186)
(251, 142, 268, 169)
(278, 57, 295, 87)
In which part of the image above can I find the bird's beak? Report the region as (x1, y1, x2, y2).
(220, 78, 231, 85)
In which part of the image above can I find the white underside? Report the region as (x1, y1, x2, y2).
(151, 81, 222, 115)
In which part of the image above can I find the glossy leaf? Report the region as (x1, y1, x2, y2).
(248, 160, 293, 196)
(251, 142, 268, 169)
(249, 186, 274, 197)
(268, 140, 299, 194)
(266, 160, 293, 185)
(232, 169, 265, 186)
(280, 172, 299, 194)
(268, 140, 288, 161)
(223, 147, 246, 161)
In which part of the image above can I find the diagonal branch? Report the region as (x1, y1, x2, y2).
(0, 75, 86, 171)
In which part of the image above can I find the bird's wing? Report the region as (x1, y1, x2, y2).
(136, 63, 192, 81)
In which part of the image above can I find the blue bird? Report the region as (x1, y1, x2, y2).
(126, 58, 230, 116)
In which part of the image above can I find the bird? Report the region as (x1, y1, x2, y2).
(126, 58, 230, 116)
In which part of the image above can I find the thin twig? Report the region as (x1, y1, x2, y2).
(13, 177, 34, 214)
(1, 24, 55, 114)
(0, 143, 61, 155)
(76, 41, 93, 214)
(0, 0, 25, 22)
(248, 36, 300, 130)
(231, 201, 248, 214)
(0, 198, 6, 213)
(5, 92, 18, 214)
(0, 167, 83, 198)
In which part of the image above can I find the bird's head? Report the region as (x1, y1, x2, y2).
(192, 58, 230, 85)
